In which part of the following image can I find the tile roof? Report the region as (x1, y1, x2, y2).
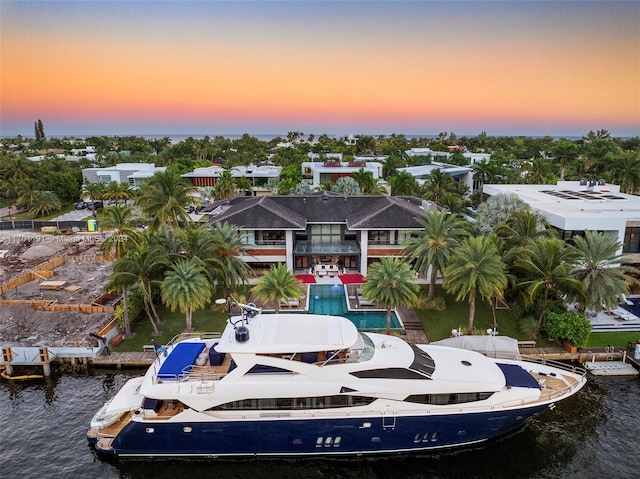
(208, 193, 434, 230)
(346, 196, 435, 229)
(208, 196, 306, 229)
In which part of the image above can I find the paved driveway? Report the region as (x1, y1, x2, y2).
(51, 209, 94, 221)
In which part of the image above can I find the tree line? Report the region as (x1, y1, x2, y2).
(93, 169, 638, 348)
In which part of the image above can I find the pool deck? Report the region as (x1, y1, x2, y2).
(587, 297, 640, 333)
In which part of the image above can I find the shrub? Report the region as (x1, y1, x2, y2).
(543, 311, 591, 348)
(114, 287, 144, 330)
(518, 316, 539, 340)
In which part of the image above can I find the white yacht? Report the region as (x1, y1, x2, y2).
(88, 300, 587, 458)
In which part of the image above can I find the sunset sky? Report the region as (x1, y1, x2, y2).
(1, 1, 638, 138)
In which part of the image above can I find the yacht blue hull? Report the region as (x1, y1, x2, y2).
(100, 404, 549, 458)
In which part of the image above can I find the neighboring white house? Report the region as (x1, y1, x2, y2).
(483, 181, 640, 261)
(405, 148, 492, 165)
(71, 146, 96, 156)
(27, 154, 65, 162)
(397, 161, 474, 194)
(82, 163, 164, 188)
(301, 158, 383, 188)
(181, 164, 282, 196)
(307, 152, 343, 162)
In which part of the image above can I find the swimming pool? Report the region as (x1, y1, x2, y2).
(308, 284, 405, 333)
(620, 297, 640, 317)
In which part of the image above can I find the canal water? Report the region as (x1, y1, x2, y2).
(1, 370, 638, 478)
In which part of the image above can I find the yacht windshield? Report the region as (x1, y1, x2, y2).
(353, 333, 375, 362)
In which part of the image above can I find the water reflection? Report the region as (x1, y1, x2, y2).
(1, 371, 638, 479)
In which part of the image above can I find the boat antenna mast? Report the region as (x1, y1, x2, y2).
(215, 296, 261, 343)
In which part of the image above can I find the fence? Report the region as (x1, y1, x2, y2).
(0, 254, 116, 314)
(0, 219, 90, 231)
(0, 256, 65, 295)
(68, 253, 114, 262)
(0, 299, 112, 314)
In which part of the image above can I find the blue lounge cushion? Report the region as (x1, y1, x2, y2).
(497, 363, 540, 389)
(157, 342, 206, 380)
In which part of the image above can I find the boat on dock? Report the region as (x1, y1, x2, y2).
(87, 299, 587, 459)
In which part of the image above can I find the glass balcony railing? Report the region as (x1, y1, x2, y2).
(294, 240, 360, 254)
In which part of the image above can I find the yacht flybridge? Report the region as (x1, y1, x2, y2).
(88, 299, 586, 458)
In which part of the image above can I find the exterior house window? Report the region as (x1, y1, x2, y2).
(396, 230, 417, 244)
(368, 230, 391, 245)
(344, 229, 357, 241)
(256, 230, 285, 245)
(240, 231, 255, 245)
(623, 227, 640, 253)
(310, 224, 342, 245)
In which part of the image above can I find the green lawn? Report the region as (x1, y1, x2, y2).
(416, 286, 557, 347)
(113, 287, 251, 352)
(8, 203, 76, 220)
(113, 284, 637, 352)
(583, 331, 640, 349)
(111, 305, 230, 352)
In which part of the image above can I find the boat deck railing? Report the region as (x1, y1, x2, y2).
(164, 331, 222, 347)
(520, 355, 587, 377)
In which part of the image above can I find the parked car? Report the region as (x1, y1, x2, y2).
(87, 201, 104, 211)
(75, 201, 88, 210)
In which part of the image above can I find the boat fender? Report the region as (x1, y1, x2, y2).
(196, 353, 207, 366)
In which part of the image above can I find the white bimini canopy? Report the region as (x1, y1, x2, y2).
(431, 335, 521, 360)
(215, 314, 360, 354)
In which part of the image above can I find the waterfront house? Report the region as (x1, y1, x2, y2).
(483, 181, 640, 286)
(207, 191, 436, 275)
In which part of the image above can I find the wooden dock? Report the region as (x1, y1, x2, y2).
(91, 351, 156, 368)
(86, 344, 639, 374)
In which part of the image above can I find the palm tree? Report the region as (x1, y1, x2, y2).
(98, 205, 140, 259)
(137, 170, 198, 247)
(83, 181, 105, 217)
(388, 171, 418, 196)
(570, 231, 640, 312)
(352, 169, 380, 195)
(421, 169, 453, 205)
(361, 257, 419, 334)
(213, 170, 237, 200)
(443, 236, 508, 335)
(382, 149, 408, 179)
(608, 152, 640, 194)
(402, 210, 469, 299)
(550, 139, 578, 181)
(523, 158, 556, 184)
(161, 258, 212, 333)
(27, 190, 62, 218)
(110, 240, 168, 335)
(176, 225, 224, 288)
(513, 238, 584, 334)
(103, 181, 122, 205)
(105, 270, 133, 338)
(235, 175, 253, 197)
(212, 222, 251, 297)
(103, 181, 134, 206)
(251, 263, 305, 313)
(472, 159, 496, 202)
(495, 209, 554, 257)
